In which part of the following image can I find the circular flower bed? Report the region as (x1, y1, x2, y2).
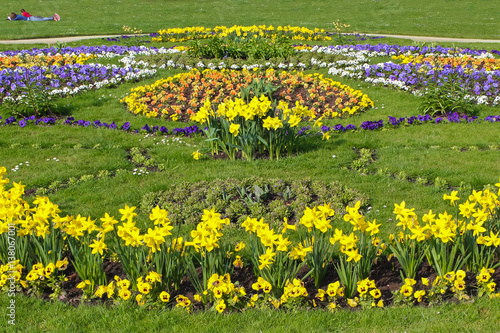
(121, 68, 374, 121)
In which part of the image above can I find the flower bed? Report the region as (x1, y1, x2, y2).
(322, 45, 500, 106)
(152, 25, 334, 43)
(0, 64, 156, 103)
(121, 68, 374, 121)
(1, 169, 500, 312)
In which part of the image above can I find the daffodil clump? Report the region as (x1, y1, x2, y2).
(389, 188, 500, 279)
(191, 95, 314, 160)
(121, 68, 374, 121)
(153, 25, 332, 43)
(182, 208, 239, 299)
(330, 201, 384, 298)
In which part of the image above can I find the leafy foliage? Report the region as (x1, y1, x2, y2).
(188, 36, 295, 60)
(139, 177, 369, 225)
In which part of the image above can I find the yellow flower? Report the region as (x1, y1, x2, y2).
(444, 271, 456, 282)
(443, 191, 459, 206)
(370, 288, 382, 299)
(43, 263, 56, 278)
(347, 297, 358, 307)
(401, 284, 413, 297)
(76, 280, 91, 289)
(94, 285, 107, 298)
(56, 258, 69, 270)
(89, 238, 107, 256)
(192, 150, 202, 160)
(454, 279, 465, 291)
(136, 294, 145, 306)
(159, 291, 170, 302)
(456, 270, 466, 281)
(262, 116, 283, 130)
(327, 302, 337, 312)
(414, 290, 426, 302)
(216, 299, 226, 313)
(235, 241, 245, 251)
(233, 255, 244, 268)
(229, 123, 240, 137)
(119, 288, 131, 300)
(119, 204, 137, 222)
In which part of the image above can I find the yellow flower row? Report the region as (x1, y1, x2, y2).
(153, 25, 332, 43)
(392, 54, 500, 71)
(0, 53, 96, 69)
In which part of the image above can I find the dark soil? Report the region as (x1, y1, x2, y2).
(29, 256, 500, 309)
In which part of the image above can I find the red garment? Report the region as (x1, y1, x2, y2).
(21, 11, 32, 18)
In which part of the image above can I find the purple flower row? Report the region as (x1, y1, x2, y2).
(0, 64, 146, 99)
(0, 115, 203, 137)
(362, 61, 500, 101)
(316, 112, 497, 133)
(0, 45, 164, 58)
(1, 40, 496, 60)
(2, 112, 498, 139)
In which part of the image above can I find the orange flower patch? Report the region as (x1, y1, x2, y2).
(121, 69, 374, 121)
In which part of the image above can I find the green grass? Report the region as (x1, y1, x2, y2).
(0, 64, 499, 230)
(3, 293, 500, 332)
(0, 0, 499, 40)
(1, 2, 500, 331)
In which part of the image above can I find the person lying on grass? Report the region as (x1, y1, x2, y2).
(21, 9, 60, 21)
(8, 12, 59, 21)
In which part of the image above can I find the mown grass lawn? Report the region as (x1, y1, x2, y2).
(0, 0, 499, 40)
(1, 2, 500, 332)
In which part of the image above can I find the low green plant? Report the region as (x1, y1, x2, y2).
(1, 73, 58, 118)
(188, 35, 295, 60)
(418, 75, 479, 117)
(140, 177, 369, 225)
(389, 236, 428, 280)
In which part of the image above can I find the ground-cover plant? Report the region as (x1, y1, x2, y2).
(418, 74, 479, 116)
(140, 176, 368, 226)
(121, 68, 374, 121)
